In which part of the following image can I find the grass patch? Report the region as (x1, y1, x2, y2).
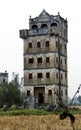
(0, 109, 48, 116)
(0, 107, 81, 116)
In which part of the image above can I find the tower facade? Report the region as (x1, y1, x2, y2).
(20, 10, 68, 105)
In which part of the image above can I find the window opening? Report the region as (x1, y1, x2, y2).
(37, 73, 42, 78)
(29, 42, 32, 48)
(37, 42, 41, 48)
(37, 57, 42, 63)
(46, 41, 49, 47)
(29, 58, 34, 64)
(46, 57, 50, 63)
(46, 72, 50, 78)
(29, 73, 32, 79)
(48, 90, 52, 95)
(27, 90, 30, 97)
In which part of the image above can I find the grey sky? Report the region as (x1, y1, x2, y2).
(0, 0, 81, 98)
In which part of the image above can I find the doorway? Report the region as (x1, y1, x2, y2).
(34, 87, 45, 104)
(38, 93, 44, 103)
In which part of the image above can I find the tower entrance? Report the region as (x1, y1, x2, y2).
(34, 87, 45, 104)
(38, 93, 44, 103)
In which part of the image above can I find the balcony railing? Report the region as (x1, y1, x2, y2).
(28, 28, 48, 36)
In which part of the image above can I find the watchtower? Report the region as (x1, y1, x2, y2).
(20, 10, 68, 105)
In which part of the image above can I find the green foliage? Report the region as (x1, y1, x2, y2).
(77, 95, 81, 104)
(0, 81, 23, 107)
(0, 107, 81, 116)
(0, 109, 48, 116)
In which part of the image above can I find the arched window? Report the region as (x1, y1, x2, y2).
(29, 42, 32, 48)
(31, 25, 38, 29)
(46, 40, 49, 47)
(51, 22, 58, 27)
(41, 24, 47, 29)
(37, 41, 41, 48)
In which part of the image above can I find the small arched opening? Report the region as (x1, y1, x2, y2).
(41, 24, 48, 29)
(31, 25, 38, 29)
(51, 22, 58, 27)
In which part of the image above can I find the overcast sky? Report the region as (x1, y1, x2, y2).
(0, 0, 81, 98)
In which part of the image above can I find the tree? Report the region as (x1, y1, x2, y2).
(0, 76, 23, 107)
(77, 95, 81, 104)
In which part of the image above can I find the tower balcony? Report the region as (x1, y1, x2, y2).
(20, 29, 28, 39)
(28, 28, 48, 36)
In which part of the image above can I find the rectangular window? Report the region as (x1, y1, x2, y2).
(64, 44, 66, 52)
(48, 90, 52, 95)
(37, 73, 42, 78)
(37, 57, 42, 63)
(65, 72, 67, 78)
(65, 89, 67, 95)
(46, 41, 49, 47)
(56, 57, 58, 63)
(56, 73, 58, 79)
(37, 42, 41, 48)
(3, 79, 5, 83)
(29, 58, 34, 64)
(29, 42, 32, 48)
(27, 90, 30, 97)
(29, 73, 32, 79)
(46, 57, 50, 63)
(46, 72, 50, 78)
(65, 58, 66, 64)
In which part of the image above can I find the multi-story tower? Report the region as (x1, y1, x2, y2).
(20, 10, 68, 105)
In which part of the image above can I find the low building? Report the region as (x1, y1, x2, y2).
(0, 71, 8, 84)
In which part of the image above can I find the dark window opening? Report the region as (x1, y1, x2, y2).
(46, 41, 49, 47)
(37, 57, 42, 63)
(57, 89, 58, 96)
(29, 42, 32, 48)
(27, 90, 30, 97)
(48, 90, 52, 95)
(56, 57, 58, 63)
(64, 44, 66, 52)
(46, 57, 50, 63)
(29, 58, 34, 64)
(65, 58, 66, 64)
(3, 79, 5, 83)
(56, 73, 58, 79)
(37, 42, 41, 48)
(51, 22, 58, 27)
(32, 25, 38, 29)
(29, 73, 32, 79)
(37, 73, 42, 78)
(65, 72, 67, 78)
(46, 72, 50, 78)
(41, 24, 47, 29)
(64, 29, 66, 36)
(65, 89, 67, 95)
